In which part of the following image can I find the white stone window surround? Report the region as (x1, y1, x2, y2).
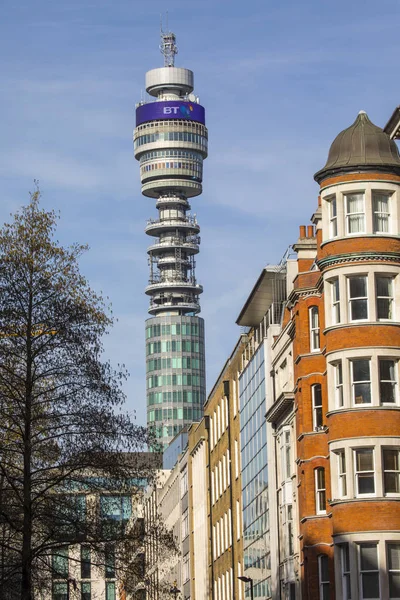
(320, 181, 400, 243)
(309, 306, 321, 352)
(329, 436, 400, 500)
(327, 347, 400, 411)
(333, 532, 400, 600)
(324, 263, 400, 328)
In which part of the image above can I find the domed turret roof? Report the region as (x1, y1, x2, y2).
(314, 111, 400, 183)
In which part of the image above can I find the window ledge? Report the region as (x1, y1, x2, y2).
(327, 406, 400, 417)
(297, 427, 329, 441)
(329, 497, 400, 506)
(300, 512, 332, 523)
(320, 234, 400, 249)
(324, 322, 400, 334)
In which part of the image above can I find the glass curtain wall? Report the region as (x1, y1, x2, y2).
(239, 343, 270, 598)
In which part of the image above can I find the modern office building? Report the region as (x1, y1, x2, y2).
(134, 31, 207, 448)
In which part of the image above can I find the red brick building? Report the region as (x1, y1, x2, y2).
(292, 111, 400, 599)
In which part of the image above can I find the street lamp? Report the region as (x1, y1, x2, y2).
(238, 575, 254, 600)
(170, 579, 181, 600)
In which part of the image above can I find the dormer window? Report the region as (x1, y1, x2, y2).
(345, 193, 365, 234)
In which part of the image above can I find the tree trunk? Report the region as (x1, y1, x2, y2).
(21, 283, 33, 600)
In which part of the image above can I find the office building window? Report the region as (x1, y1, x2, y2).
(373, 193, 390, 233)
(346, 193, 365, 234)
(309, 307, 320, 351)
(383, 449, 400, 494)
(106, 582, 116, 600)
(315, 468, 326, 514)
(281, 430, 291, 481)
(52, 583, 68, 600)
(312, 384, 323, 430)
(181, 467, 188, 497)
(348, 276, 368, 320)
(354, 449, 375, 495)
(287, 505, 294, 556)
(81, 546, 91, 579)
(81, 582, 91, 600)
(359, 544, 379, 599)
(351, 359, 371, 404)
(52, 547, 68, 579)
(329, 196, 338, 237)
(318, 554, 330, 600)
(388, 543, 400, 598)
(182, 510, 189, 539)
(182, 554, 190, 583)
(379, 359, 397, 404)
(105, 544, 115, 579)
(376, 276, 394, 320)
(331, 278, 341, 324)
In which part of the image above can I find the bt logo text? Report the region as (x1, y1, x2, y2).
(163, 107, 181, 115)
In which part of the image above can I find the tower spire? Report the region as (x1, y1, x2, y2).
(160, 15, 178, 67)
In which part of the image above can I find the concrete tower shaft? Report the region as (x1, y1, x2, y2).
(134, 33, 207, 448)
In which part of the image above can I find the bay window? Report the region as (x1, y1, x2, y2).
(376, 276, 394, 320)
(354, 449, 375, 495)
(337, 450, 347, 497)
(388, 544, 400, 598)
(340, 544, 351, 600)
(379, 359, 397, 404)
(329, 196, 338, 237)
(334, 361, 344, 407)
(351, 359, 371, 405)
(331, 278, 341, 324)
(335, 539, 400, 600)
(359, 543, 380, 599)
(348, 276, 368, 321)
(373, 193, 390, 233)
(383, 449, 400, 494)
(346, 193, 365, 234)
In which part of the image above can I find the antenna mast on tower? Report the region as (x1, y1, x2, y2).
(160, 14, 178, 67)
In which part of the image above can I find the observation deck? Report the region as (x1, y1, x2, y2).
(145, 216, 200, 237)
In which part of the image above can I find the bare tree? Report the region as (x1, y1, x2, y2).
(0, 187, 159, 599)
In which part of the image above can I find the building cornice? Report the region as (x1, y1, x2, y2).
(317, 251, 400, 271)
(265, 392, 294, 425)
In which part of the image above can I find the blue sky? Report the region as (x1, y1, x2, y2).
(1, 0, 399, 425)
